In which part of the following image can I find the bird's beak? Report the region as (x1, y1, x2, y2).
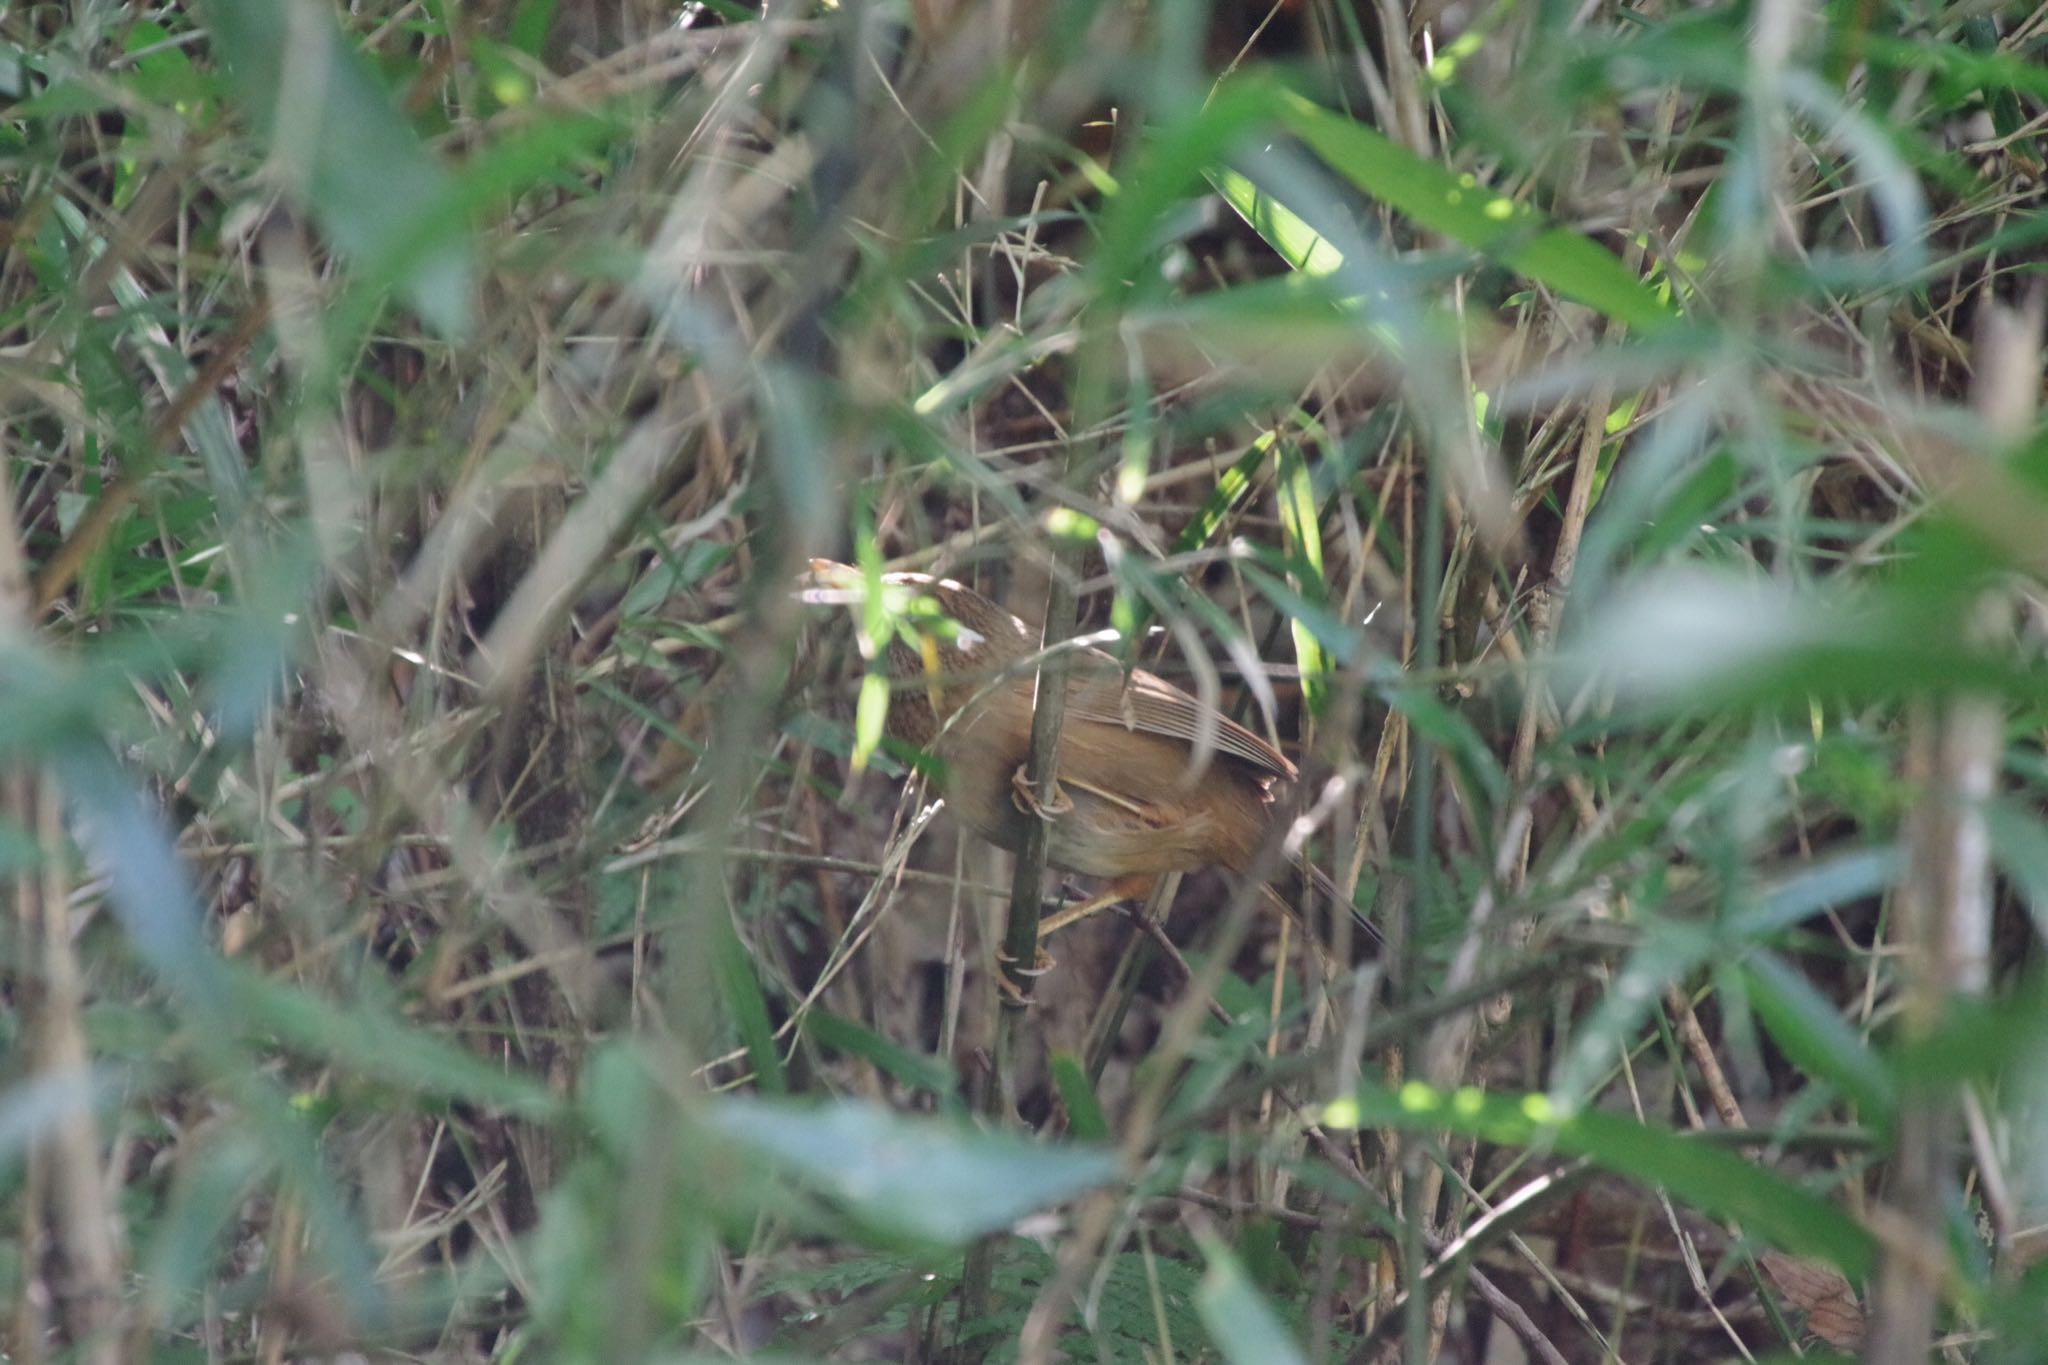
(798, 558, 864, 604)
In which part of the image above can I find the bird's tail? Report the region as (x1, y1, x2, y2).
(1267, 858, 1382, 950)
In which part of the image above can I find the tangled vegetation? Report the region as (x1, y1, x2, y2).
(3, 0, 2047, 1361)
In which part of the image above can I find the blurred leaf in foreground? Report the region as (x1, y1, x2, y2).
(701, 1097, 1120, 1247)
(203, 0, 474, 336)
(1196, 1235, 1310, 1365)
(1558, 568, 2046, 712)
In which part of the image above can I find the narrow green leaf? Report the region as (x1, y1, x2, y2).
(715, 916, 786, 1094)
(1327, 1082, 1877, 1278)
(1211, 166, 1344, 277)
(1049, 1052, 1110, 1141)
(1270, 89, 1675, 330)
(1089, 78, 1289, 289)
(1728, 847, 1903, 939)
(1549, 918, 1716, 1106)
(1743, 951, 1894, 1127)
(139, 1134, 267, 1315)
(1173, 434, 1268, 557)
(804, 1010, 957, 1099)
(1890, 986, 2048, 1092)
(1562, 570, 2048, 713)
(1987, 800, 2048, 944)
(853, 671, 891, 774)
(1273, 439, 1328, 712)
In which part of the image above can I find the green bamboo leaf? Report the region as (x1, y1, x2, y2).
(1743, 951, 1894, 1127)
(1890, 986, 2048, 1092)
(1211, 166, 1344, 277)
(1090, 78, 1289, 289)
(1049, 1052, 1110, 1142)
(854, 671, 891, 775)
(715, 916, 786, 1094)
(1549, 918, 1716, 1106)
(1174, 439, 1267, 558)
(1987, 800, 2048, 943)
(804, 1010, 957, 1099)
(1561, 570, 2048, 713)
(1273, 440, 1329, 713)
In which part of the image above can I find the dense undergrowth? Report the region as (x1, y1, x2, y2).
(3, 0, 2047, 1361)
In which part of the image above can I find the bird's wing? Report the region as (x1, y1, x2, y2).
(1065, 656, 1296, 781)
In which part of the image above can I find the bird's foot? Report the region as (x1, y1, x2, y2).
(1009, 765, 1074, 821)
(994, 943, 1055, 1005)
(1037, 887, 1131, 939)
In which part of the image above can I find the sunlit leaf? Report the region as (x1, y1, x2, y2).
(1269, 89, 1675, 330)
(1211, 166, 1344, 277)
(1273, 439, 1329, 713)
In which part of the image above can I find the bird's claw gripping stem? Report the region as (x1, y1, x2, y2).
(1010, 765, 1073, 820)
(994, 943, 1055, 1005)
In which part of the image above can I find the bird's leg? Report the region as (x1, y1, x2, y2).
(1038, 874, 1159, 940)
(999, 771, 1149, 993)
(994, 875, 1157, 1003)
(991, 769, 1081, 1000)
(1009, 764, 1074, 820)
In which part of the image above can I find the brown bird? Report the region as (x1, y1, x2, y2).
(803, 560, 1377, 951)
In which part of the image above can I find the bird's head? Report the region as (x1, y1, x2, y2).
(801, 560, 1033, 683)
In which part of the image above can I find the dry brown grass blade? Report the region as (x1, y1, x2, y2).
(31, 297, 274, 614)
